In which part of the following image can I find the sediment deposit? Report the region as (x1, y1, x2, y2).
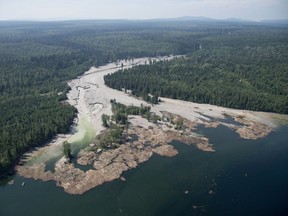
(17, 56, 282, 195)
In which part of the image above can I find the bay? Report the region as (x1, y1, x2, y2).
(0, 125, 287, 216)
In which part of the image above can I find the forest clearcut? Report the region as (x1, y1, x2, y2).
(0, 20, 287, 176)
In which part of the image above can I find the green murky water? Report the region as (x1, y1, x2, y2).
(28, 116, 96, 172)
(69, 117, 96, 153)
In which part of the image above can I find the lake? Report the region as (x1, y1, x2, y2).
(0, 124, 287, 216)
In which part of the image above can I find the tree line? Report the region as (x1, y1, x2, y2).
(0, 20, 203, 177)
(1, 20, 287, 177)
(105, 28, 288, 114)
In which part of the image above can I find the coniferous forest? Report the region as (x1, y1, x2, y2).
(105, 35, 288, 113)
(0, 20, 288, 177)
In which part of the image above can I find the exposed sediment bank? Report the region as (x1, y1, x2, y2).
(17, 114, 214, 194)
(17, 56, 286, 195)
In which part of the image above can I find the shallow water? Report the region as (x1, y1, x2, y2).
(69, 117, 96, 154)
(0, 125, 287, 216)
(44, 117, 96, 172)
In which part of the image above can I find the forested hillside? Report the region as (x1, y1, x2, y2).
(105, 27, 288, 113)
(0, 20, 204, 177)
(1, 20, 287, 177)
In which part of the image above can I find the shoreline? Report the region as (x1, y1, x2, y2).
(16, 56, 287, 194)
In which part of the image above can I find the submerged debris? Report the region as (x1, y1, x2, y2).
(17, 114, 215, 195)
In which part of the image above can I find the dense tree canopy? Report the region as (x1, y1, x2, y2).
(105, 27, 288, 114)
(0, 20, 201, 176)
(1, 19, 287, 177)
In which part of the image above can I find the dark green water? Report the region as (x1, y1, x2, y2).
(1, 125, 288, 216)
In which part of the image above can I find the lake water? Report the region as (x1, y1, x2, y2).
(0, 125, 288, 216)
